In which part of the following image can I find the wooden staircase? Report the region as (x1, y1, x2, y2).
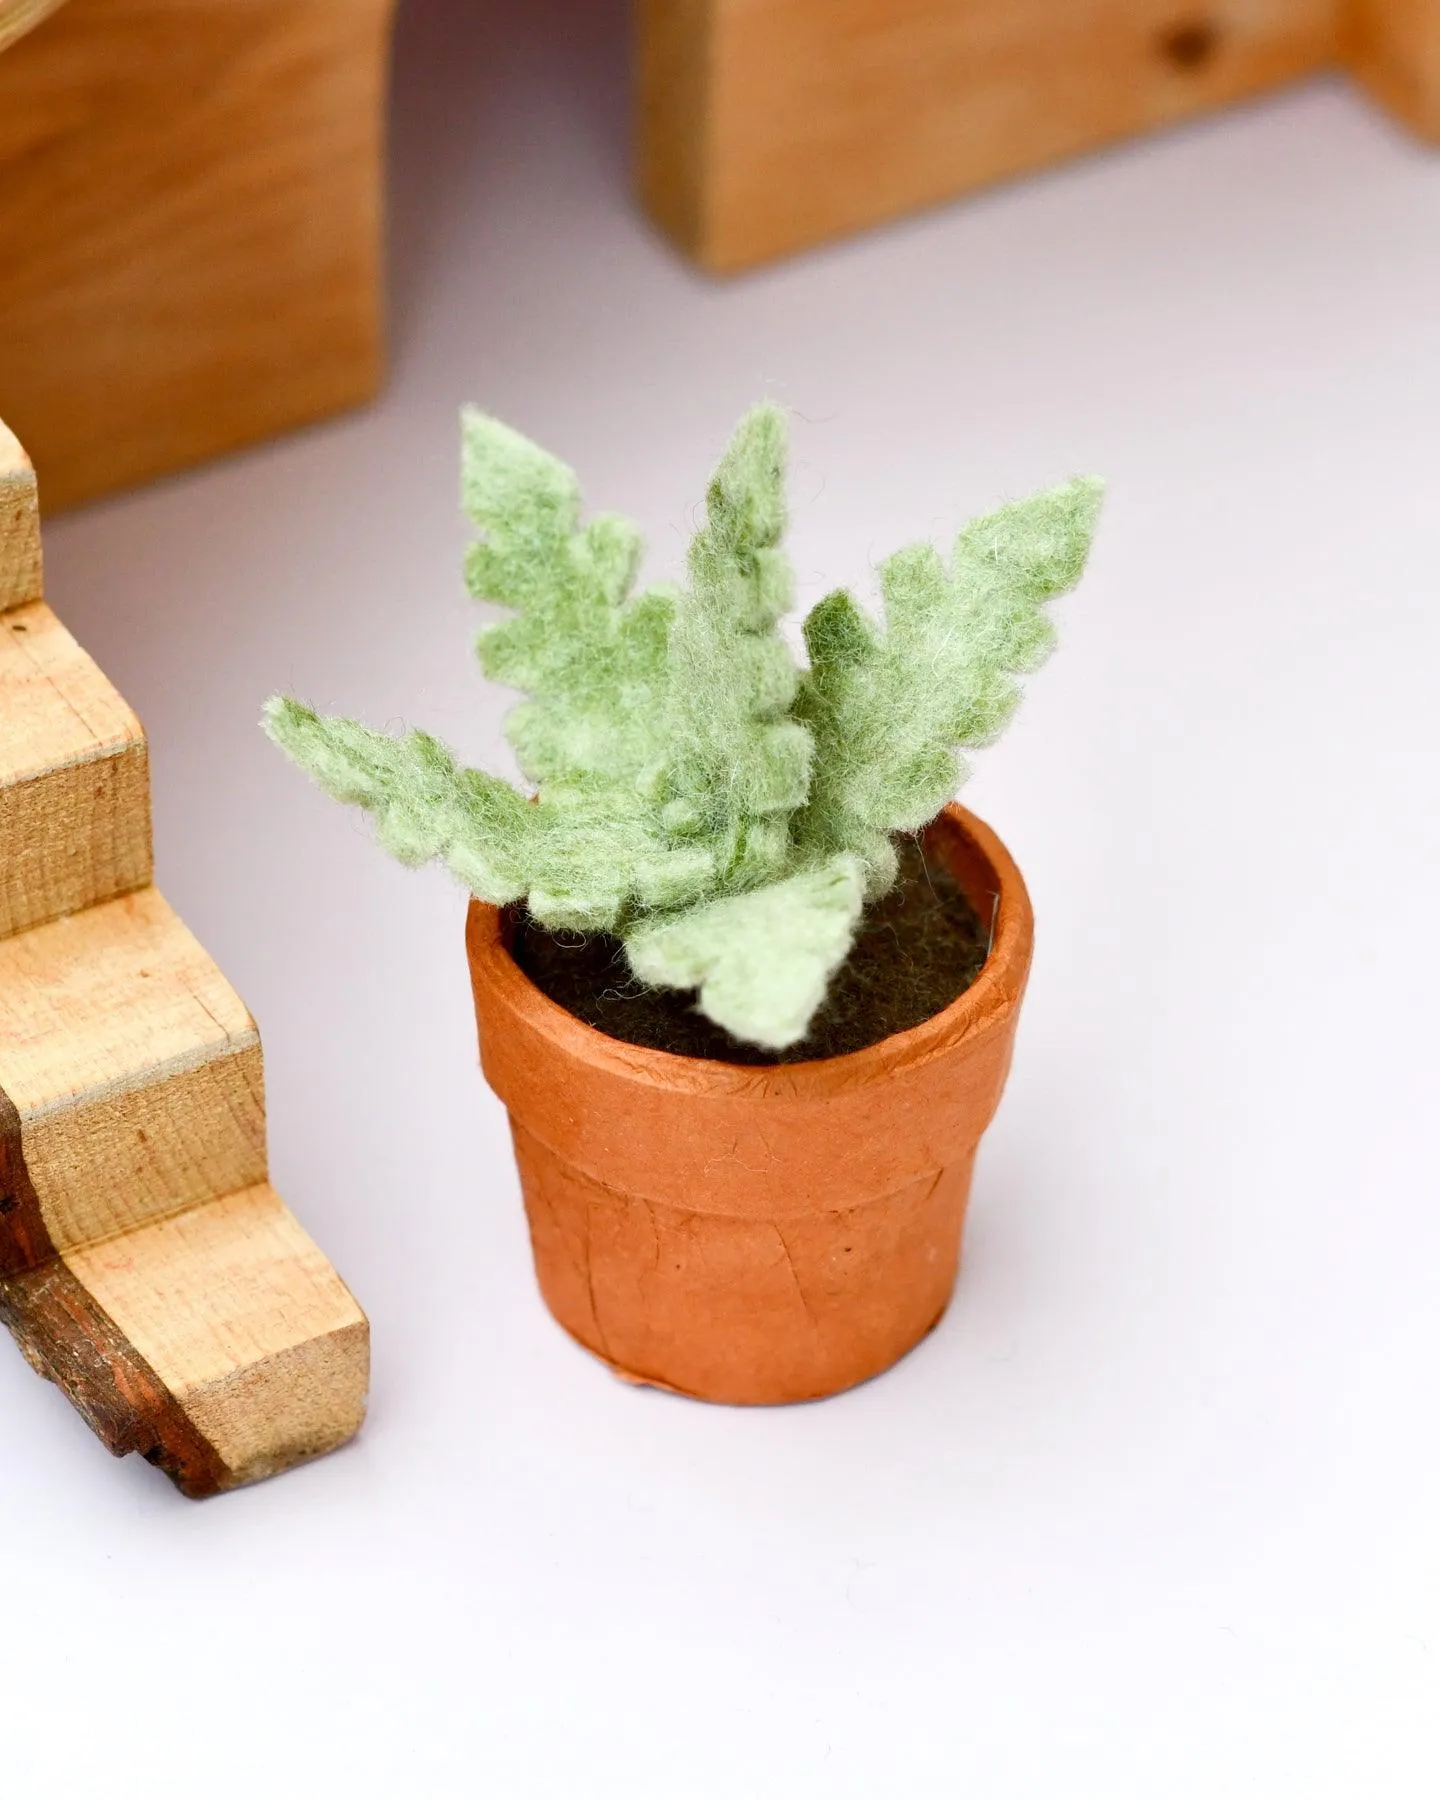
(0, 420, 368, 1496)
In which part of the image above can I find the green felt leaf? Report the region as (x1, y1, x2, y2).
(794, 476, 1104, 885)
(660, 402, 812, 887)
(624, 854, 867, 1051)
(262, 698, 538, 902)
(462, 410, 674, 796)
(263, 702, 724, 934)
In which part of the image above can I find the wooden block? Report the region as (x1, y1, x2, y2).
(0, 900, 370, 1495)
(2, 1185, 368, 1495)
(0, 413, 368, 1494)
(0, 0, 396, 510)
(638, 0, 1344, 269)
(0, 886, 267, 1256)
(0, 0, 67, 56)
(0, 422, 41, 612)
(1350, 0, 1440, 134)
(0, 601, 152, 938)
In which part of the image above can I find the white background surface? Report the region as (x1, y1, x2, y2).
(7, 2, 1440, 1792)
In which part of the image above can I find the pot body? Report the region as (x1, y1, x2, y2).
(466, 806, 1034, 1405)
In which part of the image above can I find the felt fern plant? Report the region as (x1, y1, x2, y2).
(265, 405, 1102, 1050)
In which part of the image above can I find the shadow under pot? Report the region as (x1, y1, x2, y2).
(465, 803, 1034, 1405)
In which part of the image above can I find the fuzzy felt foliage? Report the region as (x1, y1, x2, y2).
(793, 474, 1105, 892)
(266, 406, 1102, 1049)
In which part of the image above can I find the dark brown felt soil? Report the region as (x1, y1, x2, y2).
(509, 837, 992, 1065)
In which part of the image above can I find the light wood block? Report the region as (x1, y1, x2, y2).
(0, 0, 67, 56)
(65, 1185, 367, 1491)
(0, 414, 367, 1495)
(0, 0, 395, 510)
(0, 887, 267, 1255)
(2, 1185, 367, 1495)
(638, 0, 1440, 271)
(639, 0, 1343, 269)
(0, 601, 152, 938)
(0, 423, 42, 612)
(1351, 0, 1440, 132)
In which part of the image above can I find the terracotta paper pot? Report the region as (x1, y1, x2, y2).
(465, 805, 1034, 1405)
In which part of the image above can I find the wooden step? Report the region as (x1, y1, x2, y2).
(0, 1182, 368, 1495)
(0, 599, 152, 938)
(0, 885, 266, 1259)
(0, 413, 368, 1496)
(0, 421, 41, 611)
(0, 429, 150, 937)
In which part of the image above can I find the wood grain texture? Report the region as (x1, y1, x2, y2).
(0, 0, 396, 509)
(0, 425, 42, 612)
(0, 888, 267, 1254)
(1350, 0, 1440, 132)
(0, 600, 151, 938)
(0, 1085, 52, 1279)
(0, 1255, 230, 1496)
(639, 0, 1348, 268)
(0, 417, 367, 1494)
(65, 1185, 369, 1488)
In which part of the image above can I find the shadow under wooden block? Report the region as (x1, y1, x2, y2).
(638, 0, 1440, 271)
(0, 0, 396, 510)
(0, 424, 368, 1495)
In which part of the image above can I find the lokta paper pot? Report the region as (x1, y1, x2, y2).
(465, 805, 1034, 1405)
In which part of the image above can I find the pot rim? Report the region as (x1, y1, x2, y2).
(466, 803, 1032, 1099)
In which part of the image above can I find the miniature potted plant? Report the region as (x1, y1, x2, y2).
(265, 405, 1102, 1404)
